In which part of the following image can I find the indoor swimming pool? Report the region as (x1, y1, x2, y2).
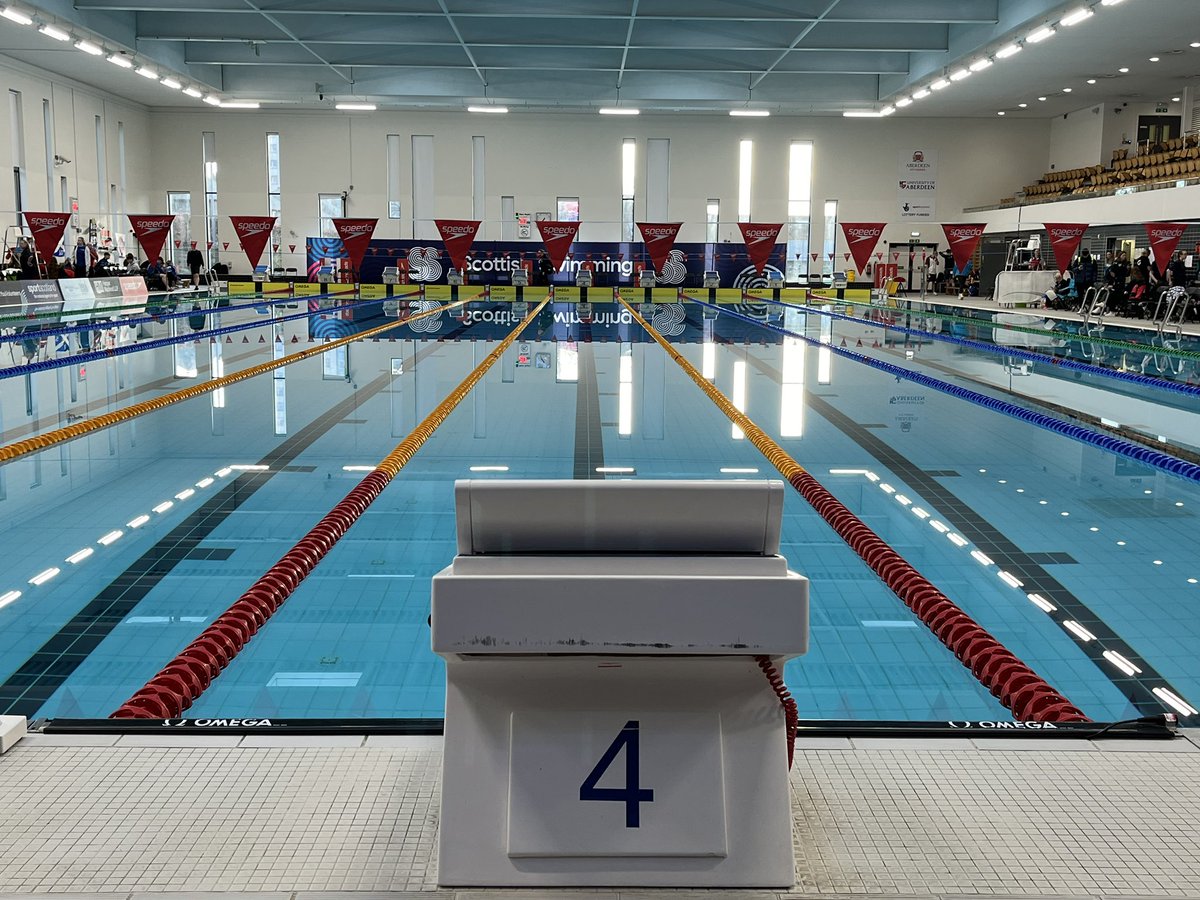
(0, 292, 1197, 725)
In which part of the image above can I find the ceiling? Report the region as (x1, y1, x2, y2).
(0, 0, 1198, 117)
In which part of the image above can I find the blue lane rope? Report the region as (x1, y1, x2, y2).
(704, 298, 1200, 485)
(765, 295, 1200, 399)
(0, 289, 424, 381)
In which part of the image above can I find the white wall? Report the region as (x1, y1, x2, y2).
(146, 109, 1050, 273)
(960, 181, 1200, 230)
(0, 55, 153, 240)
(1100, 99, 1187, 165)
(1049, 104, 1106, 171)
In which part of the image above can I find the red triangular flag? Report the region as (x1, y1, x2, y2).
(272, 244, 280, 252)
(223, 242, 230, 250)
(207, 241, 213, 249)
(289, 244, 296, 253)
(174, 240, 181, 249)
(258, 335, 265, 343)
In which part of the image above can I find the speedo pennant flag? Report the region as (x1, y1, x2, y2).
(22, 212, 72, 267)
(536, 220, 580, 271)
(636, 222, 683, 275)
(941, 223, 987, 273)
(128, 214, 176, 263)
(1043, 223, 1089, 273)
(839, 222, 886, 274)
(230, 216, 277, 269)
(332, 218, 379, 273)
(737, 222, 784, 274)
(1143, 222, 1188, 273)
(435, 219, 481, 273)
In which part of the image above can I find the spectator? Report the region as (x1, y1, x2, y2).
(145, 257, 171, 292)
(122, 253, 140, 275)
(91, 251, 115, 276)
(186, 245, 205, 288)
(1133, 248, 1159, 287)
(1105, 250, 1130, 307)
(1074, 248, 1097, 300)
(18, 237, 39, 279)
(74, 237, 90, 278)
(1166, 250, 1187, 288)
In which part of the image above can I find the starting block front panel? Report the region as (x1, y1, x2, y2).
(507, 710, 726, 858)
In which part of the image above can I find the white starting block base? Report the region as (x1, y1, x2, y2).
(438, 656, 793, 888)
(0, 716, 27, 754)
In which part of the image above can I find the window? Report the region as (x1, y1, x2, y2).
(42, 99, 53, 208)
(621, 138, 635, 241)
(10, 90, 26, 222)
(822, 200, 838, 279)
(319, 193, 345, 239)
(411, 134, 434, 239)
(202, 131, 219, 263)
(556, 197, 580, 222)
(737, 140, 752, 222)
(386, 134, 401, 219)
(706, 199, 720, 244)
(786, 141, 813, 282)
(472, 136, 486, 222)
(168, 192, 191, 269)
(117, 121, 127, 225)
(94, 115, 105, 216)
(266, 132, 281, 269)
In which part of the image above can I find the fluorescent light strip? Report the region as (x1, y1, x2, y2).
(912, 89, 930, 99)
(895, 97, 912, 108)
(1152, 687, 1197, 716)
(66, 548, 94, 564)
(947, 533, 968, 547)
(930, 79, 950, 91)
(136, 66, 157, 79)
(730, 109, 769, 117)
(469, 465, 510, 472)
(1103, 650, 1141, 676)
(865, 472, 880, 482)
(911, 507, 930, 520)
(216, 467, 233, 477)
(161, 77, 182, 90)
(127, 514, 150, 528)
(342, 465, 375, 473)
(995, 43, 1022, 59)
(175, 488, 195, 501)
(196, 477, 214, 488)
(1060, 6, 1093, 26)
(221, 101, 260, 109)
(29, 567, 60, 586)
(152, 501, 174, 514)
(596, 467, 636, 474)
(948, 68, 970, 81)
(203, 95, 222, 106)
(879, 483, 896, 494)
(0, 589, 21, 609)
(97, 530, 123, 546)
(467, 105, 508, 114)
(720, 467, 760, 474)
(1027, 593, 1056, 612)
(1063, 620, 1095, 641)
(1, 6, 33, 24)
(1026, 25, 1055, 43)
(107, 54, 133, 68)
(894, 494, 912, 506)
(969, 58, 993, 72)
(970, 550, 994, 566)
(599, 107, 639, 115)
(929, 520, 949, 533)
(335, 102, 375, 111)
(843, 110, 886, 118)
(183, 87, 203, 99)
(998, 571, 1024, 589)
(229, 464, 269, 471)
(75, 39, 102, 55)
(39, 24, 70, 41)
(829, 468, 869, 475)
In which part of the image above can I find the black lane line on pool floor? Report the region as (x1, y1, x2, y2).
(574, 340, 606, 479)
(0, 332, 470, 719)
(744, 352, 1174, 718)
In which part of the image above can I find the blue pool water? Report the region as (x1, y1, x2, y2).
(1, 298, 1197, 724)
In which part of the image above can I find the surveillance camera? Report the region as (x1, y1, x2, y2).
(319, 92, 324, 100)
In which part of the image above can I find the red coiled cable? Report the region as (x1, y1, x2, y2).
(756, 655, 799, 769)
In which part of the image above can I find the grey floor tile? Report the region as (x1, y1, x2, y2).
(848, 737, 977, 751)
(236, 734, 367, 747)
(363, 735, 444, 750)
(971, 738, 1100, 751)
(22, 733, 122, 746)
(114, 735, 244, 748)
(1090, 737, 1200, 752)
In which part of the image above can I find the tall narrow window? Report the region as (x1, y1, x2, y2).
(472, 135, 486, 224)
(822, 200, 839, 279)
(556, 197, 580, 221)
(411, 134, 434, 239)
(94, 114, 106, 218)
(621, 138, 635, 241)
(117, 121, 127, 225)
(706, 199, 720, 243)
(645, 138, 670, 221)
(501, 195, 515, 241)
(386, 134, 401, 220)
(42, 99, 54, 208)
(8, 91, 26, 222)
(786, 141, 813, 283)
(202, 131, 219, 263)
(737, 140, 753, 222)
(168, 192, 192, 269)
(266, 132, 281, 269)
(319, 193, 345, 238)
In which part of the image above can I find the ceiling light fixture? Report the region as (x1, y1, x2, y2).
(895, 97, 912, 107)
(1026, 25, 1055, 43)
(912, 88, 930, 99)
(1038, 96, 1048, 101)
(1060, 6, 1093, 26)
(842, 110, 886, 117)
(183, 87, 203, 98)
(1149, 56, 1160, 62)
(599, 107, 639, 115)
(1118, 66, 1129, 72)
(38, 24, 70, 41)
(1191, 42, 1200, 48)
(74, 39, 102, 55)
(203, 95, 222, 105)
(880, 105, 895, 115)
(730, 109, 770, 117)
(969, 58, 993, 72)
(221, 101, 260, 109)
(995, 43, 1022, 59)
(997, 111, 1006, 115)
(107, 54, 133, 68)
(1, 6, 33, 25)
(1063, 87, 1073, 92)
(1018, 102, 1028, 108)
(136, 66, 157, 79)
(160, 77, 181, 89)
(335, 102, 376, 111)
(1100, 0, 1125, 5)
(930, 78, 950, 90)
(1172, 96, 1181, 102)
(949, 68, 971, 81)
(467, 105, 508, 113)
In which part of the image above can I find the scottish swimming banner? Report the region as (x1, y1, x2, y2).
(332, 218, 379, 274)
(1044, 223, 1089, 273)
(230, 215, 277, 269)
(435, 219, 481, 273)
(941, 223, 987, 272)
(128, 214, 176, 264)
(637, 222, 684, 278)
(537, 220, 580, 270)
(22, 211, 72, 267)
(840, 222, 886, 274)
(1144, 222, 1188, 272)
(898, 148, 936, 220)
(738, 222, 784, 274)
